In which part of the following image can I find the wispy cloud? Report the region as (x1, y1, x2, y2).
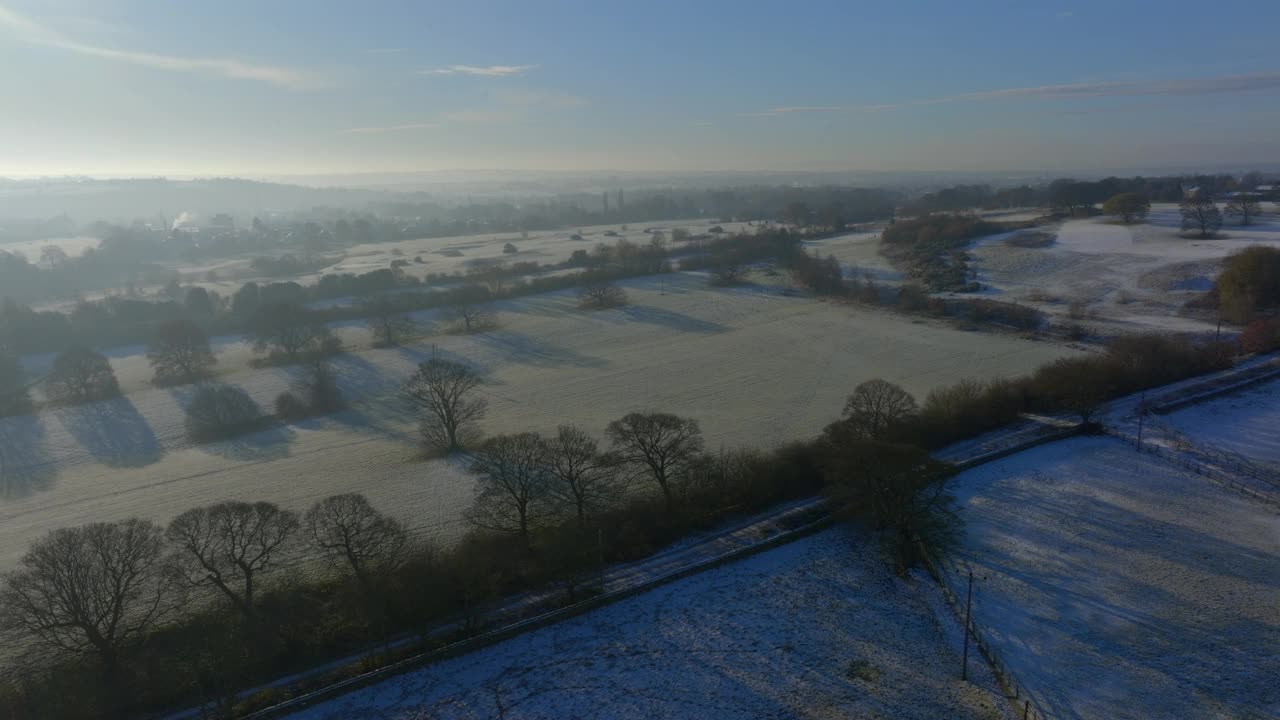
(493, 89, 585, 108)
(738, 105, 844, 117)
(420, 64, 533, 77)
(367, 47, 408, 54)
(0, 4, 326, 89)
(344, 121, 438, 134)
(742, 72, 1280, 116)
(1056, 11, 1075, 19)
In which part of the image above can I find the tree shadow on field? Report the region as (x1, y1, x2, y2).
(0, 414, 58, 499)
(196, 420, 295, 463)
(468, 330, 607, 370)
(616, 305, 727, 333)
(395, 344, 494, 379)
(54, 396, 164, 468)
(293, 354, 418, 438)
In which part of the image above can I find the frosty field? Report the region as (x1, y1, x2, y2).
(946, 435, 1280, 720)
(965, 204, 1280, 334)
(1162, 375, 1280, 469)
(0, 273, 1074, 570)
(290, 526, 1009, 720)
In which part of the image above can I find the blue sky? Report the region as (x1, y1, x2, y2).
(1, 0, 1278, 176)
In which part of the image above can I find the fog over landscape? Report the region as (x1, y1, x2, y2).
(0, 2, 1277, 719)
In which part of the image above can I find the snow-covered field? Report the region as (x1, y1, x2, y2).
(947, 436, 1280, 720)
(963, 204, 1280, 335)
(1162, 376, 1280, 469)
(291, 526, 1009, 720)
(0, 274, 1074, 570)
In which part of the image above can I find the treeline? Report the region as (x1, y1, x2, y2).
(906, 172, 1279, 215)
(0, 226, 804, 357)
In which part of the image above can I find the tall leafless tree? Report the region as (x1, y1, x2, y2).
(540, 425, 620, 526)
(147, 319, 216, 385)
(0, 519, 173, 682)
(305, 494, 407, 589)
(1179, 196, 1222, 238)
(840, 379, 918, 440)
(606, 412, 704, 513)
(464, 432, 552, 547)
(1225, 196, 1263, 226)
(166, 501, 299, 620)
(405, 358, 487, 451)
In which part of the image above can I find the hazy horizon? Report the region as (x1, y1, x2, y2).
(2, 0, 1278, 178)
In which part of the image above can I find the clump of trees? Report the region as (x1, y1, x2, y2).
(1225, 196, 1263, 226)
(45, 347, 120, 405)
(1102, 192, 1150, 224)
(275, 359, 345, 421)
(0, 346, 32, 416)
(1214, 245, 1280, 323)
(405, 358, 488, 452)
(184, 383, 270, 442)
(1180, 196, 1222, 238)
(363, 297, 417, 347)
(147, 319, 217, 385)
(880, 214, 1002, 291)
(249, 304, 342, 366)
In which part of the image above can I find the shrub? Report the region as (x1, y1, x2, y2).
(1240, 317, 1280, 354)
(184, 384, 269, 442)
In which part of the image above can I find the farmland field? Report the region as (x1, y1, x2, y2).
(289, 526, 1011, 720)
(0, 273, 1075, 570)
(945, 435, 1280, 720)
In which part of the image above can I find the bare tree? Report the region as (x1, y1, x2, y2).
(0, 519, 173, 682)
(0, 346, 32, 416)
(148, 319, 217, 385)
(464, 432, 551, 547)
(710, 258, 745, 286)
(541, 425, 620, 526)
(405, 358, 488, 451)
(166, 501, 299, 619)
(364, 297, 417, 347)
(606, 412, 704, 512)
(577, 278, 628, 309)
(250, 304, 341, 364)
(305, 494, 407, 589)
(46, 346, 120, 404)
(449, 286, 497, 333)
(1225, 196, 1263, 226)
(840, 379, 918, 440)
(1179, 196, 1222, 238)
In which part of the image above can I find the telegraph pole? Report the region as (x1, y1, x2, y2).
(961, 570, 974, 681)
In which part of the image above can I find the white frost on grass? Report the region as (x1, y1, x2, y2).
(0, 274, 1074, 571)
(947, 436, 1280, 720)
(1162, 376, 1280, 468)
(291, 527, 1008, 720)
(965, 205, 1280, 335)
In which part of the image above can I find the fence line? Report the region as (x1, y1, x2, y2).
(917, 542, 1059, 720)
